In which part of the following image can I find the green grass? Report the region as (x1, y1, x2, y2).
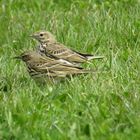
(0, 0, 140, 139)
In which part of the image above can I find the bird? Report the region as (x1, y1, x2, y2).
(30, 31, 104, 65)
(14, 51, 95, 83)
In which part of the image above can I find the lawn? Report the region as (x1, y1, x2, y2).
(0, 0, 140, 139)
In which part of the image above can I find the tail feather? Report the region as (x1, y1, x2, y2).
(82, 69, 97, 74)
(86, 55, 104, 60)
(75, 69, 97, 74)
(72, 50, 104, 61)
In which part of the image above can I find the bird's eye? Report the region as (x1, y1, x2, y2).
(40, 33, 43, 36)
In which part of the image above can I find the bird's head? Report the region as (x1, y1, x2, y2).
(30, 31, 56, 43)
(14, 51, 34, 62)
(14, 51, 50, 64)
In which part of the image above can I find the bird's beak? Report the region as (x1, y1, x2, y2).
(29, 34, 34, 38)
(29, 35, 33, 37)
(13, 56, 22, 60)
(29, 34, 38, 38)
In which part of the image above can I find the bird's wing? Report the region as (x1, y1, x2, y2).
(29, 60, 90, 77)
(42, 42, 87, 63)
(38, 43, 104, 63)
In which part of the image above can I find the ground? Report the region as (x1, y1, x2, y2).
(0, 0, 140, 139)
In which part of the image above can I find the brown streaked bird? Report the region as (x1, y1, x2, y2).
(14, 51, 95, 83)
(30, 31, 104, 65)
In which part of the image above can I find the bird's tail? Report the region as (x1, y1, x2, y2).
(82, 69, 97, 74)
(74, 69, 98, 75)
(86, 55, 104, 60)
(72, 50, 104, 61)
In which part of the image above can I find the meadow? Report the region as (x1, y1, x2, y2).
(0, 0, 140, 139)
